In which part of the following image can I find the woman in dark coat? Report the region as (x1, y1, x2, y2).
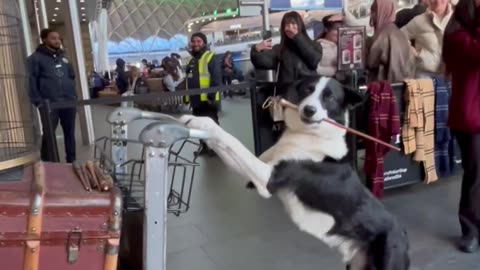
(250, 11, 323, 86)
(247, 11, 322, 189)
(443, 0, 480, 253)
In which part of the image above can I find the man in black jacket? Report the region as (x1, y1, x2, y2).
(186, 32, 222, 156)
(28, 29, 77, 163)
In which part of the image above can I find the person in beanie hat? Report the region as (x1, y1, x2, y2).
(185, 32, 222, 156)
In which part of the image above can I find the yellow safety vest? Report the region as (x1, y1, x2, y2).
(185, 50, 220, 103)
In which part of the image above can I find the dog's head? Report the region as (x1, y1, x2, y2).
(280, 76, 364, 137)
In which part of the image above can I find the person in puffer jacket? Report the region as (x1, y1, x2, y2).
(27, 28, 77, 163)
(316, 14, 343, 77)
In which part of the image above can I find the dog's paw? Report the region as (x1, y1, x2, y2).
(179, 115, 217, 132)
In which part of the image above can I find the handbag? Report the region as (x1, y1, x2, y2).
(262, 63, 284, 122)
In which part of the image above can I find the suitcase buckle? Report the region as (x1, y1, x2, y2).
(67, 228, 82, 264)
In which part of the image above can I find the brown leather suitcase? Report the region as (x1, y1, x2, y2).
(0, 162, 122, 270)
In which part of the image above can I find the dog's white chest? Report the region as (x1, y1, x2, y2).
(278, 191, 335, 239)
(278, 191, 362, 263)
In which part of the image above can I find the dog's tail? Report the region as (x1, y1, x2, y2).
(368, 225, 410, 270)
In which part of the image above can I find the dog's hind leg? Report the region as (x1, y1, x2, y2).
(179, 115, 273, 198)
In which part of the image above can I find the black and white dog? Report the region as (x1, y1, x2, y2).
(180, 76, 410, 270)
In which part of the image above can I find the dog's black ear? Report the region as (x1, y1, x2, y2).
(343, 86, 366, 109)
(276, 81, 299, 104)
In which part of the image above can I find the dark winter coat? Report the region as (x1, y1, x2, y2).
(250, 34, 323, 87)
(115, 58, 129, 94)
(27, 45, 77, 105)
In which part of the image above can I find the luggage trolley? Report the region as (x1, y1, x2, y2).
(94, 107, 209, 270)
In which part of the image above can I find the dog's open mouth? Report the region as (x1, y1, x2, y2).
(300, 116, 322, 125)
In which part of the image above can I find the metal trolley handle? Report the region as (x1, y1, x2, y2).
(139, 121, 210, 148)
(137, 121, 210, 270)
(107, 107, 180, 126)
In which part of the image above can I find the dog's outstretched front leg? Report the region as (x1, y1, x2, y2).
(179, 115, 272, 198)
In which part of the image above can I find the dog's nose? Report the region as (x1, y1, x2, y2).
(303, 105, 317, 118)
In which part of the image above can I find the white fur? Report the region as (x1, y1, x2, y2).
(298, 77, 331, 123)
(179, 115, 272, 198)
(179, 79, 365, 268)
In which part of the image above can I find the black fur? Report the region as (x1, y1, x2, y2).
(281, 76, 365, 125)
(267, 159, 410, 270)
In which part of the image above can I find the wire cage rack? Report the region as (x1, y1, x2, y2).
(93, 136, 202, 216)
(0, 1, 39, 173)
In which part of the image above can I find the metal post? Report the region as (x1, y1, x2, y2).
(241, 0, 273, 82)
(38, 0, 49, 29)
(19, 0, 33, 55)
(64, 0, 95, 145)
(39, 100, 60, 163)
(110, 122, 128, 180)
(348, 70, 359, 171)
(139, 121, 209, 270)
(32, 0, 42, 43)
(143, 145, 169, 270)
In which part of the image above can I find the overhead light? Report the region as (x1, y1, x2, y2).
(82, 13, 86, 16)
(55, 7, 59, 10)
(81, 7, 85, 10)
(195, 21, 199, 23)
(82, 18, 86, 21)
(56, 0, 61, 2)
(52, 19, 56, 22)
(53, 14, 57, 17)
(80, 0, 84, 2)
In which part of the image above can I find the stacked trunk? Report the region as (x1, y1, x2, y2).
(0, 162, 122, 270)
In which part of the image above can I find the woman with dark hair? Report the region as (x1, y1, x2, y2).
(443, 0, 480, 253)
(250, 11, 322, 86)
(163, 58, 184, 92)
(367, 0, 414, 82)
(316, 14, 343, 77)
(222, 51, 234, 85)
(222, 51, 235, 98)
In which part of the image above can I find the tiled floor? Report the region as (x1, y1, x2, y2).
(59, 98, 480, 269)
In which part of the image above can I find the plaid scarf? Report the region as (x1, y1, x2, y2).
(402, 79, 438, 183)
(365, 81, 400, 198)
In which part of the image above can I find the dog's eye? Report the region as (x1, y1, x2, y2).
(323, 91, 335, 101)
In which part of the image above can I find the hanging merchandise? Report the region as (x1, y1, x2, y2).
(433, 76, 454, 177)
(402, 79, 438, 183)
(364, 81, 400, 198)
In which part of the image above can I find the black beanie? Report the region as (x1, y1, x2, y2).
(191, 32, 208, 45)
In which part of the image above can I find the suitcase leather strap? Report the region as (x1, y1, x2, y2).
(24, 162, 45, 270)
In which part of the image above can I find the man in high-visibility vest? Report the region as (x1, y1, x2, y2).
(186, 32, 222, 156)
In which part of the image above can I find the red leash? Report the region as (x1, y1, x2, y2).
(279, 99, 401, 152)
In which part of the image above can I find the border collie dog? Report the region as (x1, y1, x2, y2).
(180, 76, 410, 270)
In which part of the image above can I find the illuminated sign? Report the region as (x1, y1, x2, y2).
(270, 0, 343, 10)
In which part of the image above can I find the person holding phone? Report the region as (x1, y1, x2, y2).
(251, 11, 323, 86)
(247, 12, 322, 190)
